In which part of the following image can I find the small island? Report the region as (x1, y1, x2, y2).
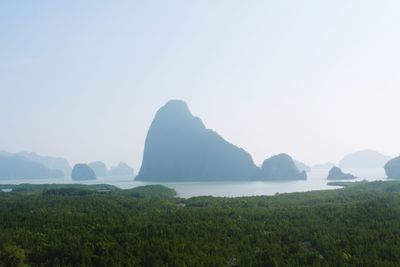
(72, 164, 97, 181)
(384, 156, 400, 179)
(261, 154, 307, 180)
(326, 166, 357, 180)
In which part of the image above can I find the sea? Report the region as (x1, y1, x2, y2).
(0, 168, 386, 198)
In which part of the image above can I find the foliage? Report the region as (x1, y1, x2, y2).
(0, 183, 119, 194)
(327, 179, 368, 187)
(0, 182, 400, 266)
(122, 185, 177, 198)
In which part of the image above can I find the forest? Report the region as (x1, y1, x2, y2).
(1, 181, 400, 266)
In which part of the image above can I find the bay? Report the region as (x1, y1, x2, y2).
(0, 168, 386, 198)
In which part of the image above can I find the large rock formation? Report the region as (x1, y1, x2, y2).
(89, 161, 108, 177)
(71, 164, 96, 181)
(294, 160, 311, 173)
(260, 154, 307, 180)
(339, 150, 392, 169)
(136, 100, 259, 181)
(384, 156, 400, 179)
(0, 155, 64, 180)
(108, 162, 134, 177)
(327, 166, 357, 180)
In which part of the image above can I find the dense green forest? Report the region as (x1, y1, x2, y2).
(1, 181, 400, 266)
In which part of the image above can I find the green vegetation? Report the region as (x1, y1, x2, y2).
(0, 184, 176, 198)
(0, 183, 119, 194)
(1, 182, 400, 266)
(122, 185, 177, 198)
(327, 179, 369, 187)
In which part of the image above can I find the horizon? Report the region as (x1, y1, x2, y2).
(0, 98, 396, 170)
(1, 1, 400, 169)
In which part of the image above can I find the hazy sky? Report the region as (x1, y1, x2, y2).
(1, 1, 400, 170)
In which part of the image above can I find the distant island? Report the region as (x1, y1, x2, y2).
(0, 151, 135, 181)
(339, 150, 392, 169)
(108, 162, 134, 177)
(88, 161, 108, 177)
(261, 154, 307, 180)
(136, 100, 306, 182)
(0, 151, 71, 179)
(13, 151, 72, 178)
(0, 155, 64, 180)
(294, 160, 311, 173)
(72, 164, 97, 181)
(384, 156, 400, 179)
(89, 161, 134, 178)
(326, 166, 357, 180)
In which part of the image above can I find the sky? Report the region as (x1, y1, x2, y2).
(1, 1, 400, 170)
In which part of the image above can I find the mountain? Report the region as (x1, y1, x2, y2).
(294, 160, 311, 173)
(72, 164, 96, 181)
(0, 155, 64, 180)
(136, 100, 259, 181)
(260, 154, 307, 180)
(327, 166, 357, 180)
(89, 161, 108, 177)
(312, 162, 335, 170)
(0, 151, 72, 178)
(339, 150, 392, 169)
(108, 162, 134, 177)
(384, 156, 400, 179)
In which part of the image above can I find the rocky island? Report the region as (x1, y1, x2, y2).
(108, 162, 134, 177)
(89, 161, 108, 177)
(72, 164, 97, 181)
(261, 154, 307, 180)
(136, 100, 259, 181)
(327, 166, 357, 180)
(294, 160, 311, 173)
(384, 156, 400, 179)
(0, 155, 64, 180)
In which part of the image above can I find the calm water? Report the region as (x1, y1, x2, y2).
(0, 168, 387, 198)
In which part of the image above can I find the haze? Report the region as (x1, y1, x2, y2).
(1, 1, 400, 170)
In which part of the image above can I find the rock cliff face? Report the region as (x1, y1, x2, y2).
(0, 155, 64, 180)
(260, 154, 307, 180)
(327, 166, 357, 180)
(136, 100, 259, 181)
(72, 164, 96, 181)
(384, 156, 400, 179)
